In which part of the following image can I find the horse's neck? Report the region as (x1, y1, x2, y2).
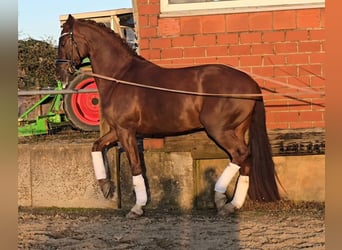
(83, 25, 133, 78)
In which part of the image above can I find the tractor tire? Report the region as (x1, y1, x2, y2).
(63, 74, 100, 132)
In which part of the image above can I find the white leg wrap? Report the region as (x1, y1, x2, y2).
(214, 162, 240, 193)
(91, 151, 106, 180)
(231, 175, 249, 209)
(133, 174, 147, 206)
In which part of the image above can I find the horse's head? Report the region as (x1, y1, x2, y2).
(56, 15, 89, 82)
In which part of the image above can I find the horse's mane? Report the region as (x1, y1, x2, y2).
(77, 18, 145, 60)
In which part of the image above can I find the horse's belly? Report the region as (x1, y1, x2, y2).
(138, 111, 202, 135)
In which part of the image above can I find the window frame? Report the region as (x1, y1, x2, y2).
(160, 0, 325, 17)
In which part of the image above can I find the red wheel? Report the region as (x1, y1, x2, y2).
(64, 74, 100, 131)
(71, 78, 99, 125)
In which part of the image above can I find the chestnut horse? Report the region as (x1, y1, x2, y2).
(56, 15, 280, 218)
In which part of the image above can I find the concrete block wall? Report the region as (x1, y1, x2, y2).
(18, 142, 119, 208)
(18, 140, 324, 209)
(119, 151, 195, 210)
(135, 0, 325, 129)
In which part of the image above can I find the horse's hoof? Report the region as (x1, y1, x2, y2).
(126, 210, 143, 219)
(99, 179, 115, 199)
(217, 203, 235, 217)
(126, 204, 144, 219)
(214, 192, 227, 210)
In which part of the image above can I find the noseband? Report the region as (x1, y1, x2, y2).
(56, 31, 82, 74)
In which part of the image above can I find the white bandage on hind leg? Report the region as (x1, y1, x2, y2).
(133, 174, 147, 206)
(91, 151, 106, 180)
(231, 175, 249, 209)
(214, 162, 240, 193)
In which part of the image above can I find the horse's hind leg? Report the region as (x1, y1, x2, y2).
(205, 119, 251, 216)
(91, 129, 118, 199)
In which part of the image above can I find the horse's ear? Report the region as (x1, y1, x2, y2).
(67, 14, 75, 24)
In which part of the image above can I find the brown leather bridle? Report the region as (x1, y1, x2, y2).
(55, 31, 82, 74)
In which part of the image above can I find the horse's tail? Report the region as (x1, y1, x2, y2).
(248, 99, 281, 202)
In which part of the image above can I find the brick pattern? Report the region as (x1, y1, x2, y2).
(137, 1, 325, 129)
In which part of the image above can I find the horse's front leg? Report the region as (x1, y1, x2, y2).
(117, 128, 147, 219)
(91, 130, 118, 199)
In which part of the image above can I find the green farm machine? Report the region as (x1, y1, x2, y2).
(18, 81, 70, 136)
(18, 8, 137, 136)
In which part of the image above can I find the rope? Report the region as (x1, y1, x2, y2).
(238, 68, 324, 95)
(80, 70, 325, 98)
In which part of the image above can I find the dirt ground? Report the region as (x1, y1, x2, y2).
(18, 200, 324, 249)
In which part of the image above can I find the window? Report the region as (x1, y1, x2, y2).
(161, 0, 325, 16)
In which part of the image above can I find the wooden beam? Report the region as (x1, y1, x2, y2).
(144, 128, 325, 158)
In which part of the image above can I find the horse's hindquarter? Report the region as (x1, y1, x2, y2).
(197, 64, 260, 128)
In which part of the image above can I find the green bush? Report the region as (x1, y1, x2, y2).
(18, 38, 57, 90)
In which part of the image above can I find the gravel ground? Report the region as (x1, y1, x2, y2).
(18, 201, 324, 249)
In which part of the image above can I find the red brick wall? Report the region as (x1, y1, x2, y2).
(136, 1, 325, 129)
